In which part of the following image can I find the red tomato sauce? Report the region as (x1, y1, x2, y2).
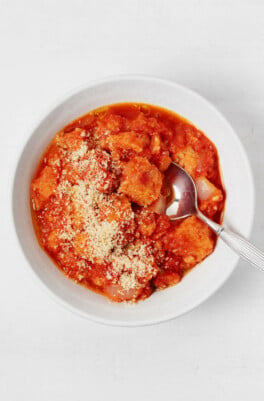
(30, 103, 225, 302)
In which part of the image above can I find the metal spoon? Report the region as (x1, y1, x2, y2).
(165, 162, 264, 271)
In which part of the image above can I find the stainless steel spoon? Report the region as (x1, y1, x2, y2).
(165, 162, 264, 271)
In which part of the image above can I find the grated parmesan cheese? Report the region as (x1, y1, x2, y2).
(51, 146, 156, 294)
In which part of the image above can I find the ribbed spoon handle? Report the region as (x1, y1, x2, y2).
(197, 210, 264, 271)
(220, 229, 264, 271)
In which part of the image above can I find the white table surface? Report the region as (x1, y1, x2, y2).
(1, 0, 264, 399)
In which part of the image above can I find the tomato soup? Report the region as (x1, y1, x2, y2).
(30, 103, 225, 302)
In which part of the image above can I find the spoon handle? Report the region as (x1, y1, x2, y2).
(219, 229, 264, 271)
(197, 211, 264, 271)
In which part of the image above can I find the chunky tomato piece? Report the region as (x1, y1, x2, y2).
(119, 156, 163, 206)
(31, 166, 58, 210)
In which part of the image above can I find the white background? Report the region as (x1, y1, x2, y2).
(1, 0, 264, 399)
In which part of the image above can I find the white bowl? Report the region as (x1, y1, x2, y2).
(12, 75, 255, 326)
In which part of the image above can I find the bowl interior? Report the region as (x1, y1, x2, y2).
(12, 76, 254, 325)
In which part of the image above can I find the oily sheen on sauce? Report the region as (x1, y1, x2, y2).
(30, 103, 225, 303)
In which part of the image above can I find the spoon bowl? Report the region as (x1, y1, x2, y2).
(166, 162, 197, 220)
